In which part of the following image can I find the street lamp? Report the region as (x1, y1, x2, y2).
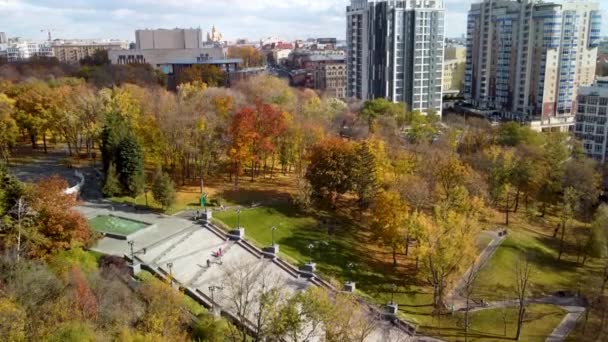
(390, 284, 397, 305)
(347, 262, 354, 283)
(208, 285, 223, 305)
(271, 226, 277, 246)
(236, 207, 241, 229)
(307, 243, 315, 264)
(167, 262, 174, 286)
(127, 240, 135, 263)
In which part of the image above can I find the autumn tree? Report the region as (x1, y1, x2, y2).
(27, 176, 92, 258)
(514, 254, 532, 341)
(177, 65, 226, 87)
(228, 106, 256, 187)
(227, 46, 265, 68)
(0, 297, 26, 342)
(361, 98, 408, 133)
(557, 187, 580, 261)
(418, 205, 481, 309)
(305, 138, 356, 205)
(9, 80, 59, 152)
(137, 276, 189, 340)
(0, 93, 18, 163)
(369, 191, 409, 267)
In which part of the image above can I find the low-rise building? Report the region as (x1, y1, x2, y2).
(443, 59, 465, 97)
(4, 39, 53, 61)
(51, 39, 128, 64)
(109, 28, 242, 89)
(313, 58, 347, 99)
(574, 78, 608, 162)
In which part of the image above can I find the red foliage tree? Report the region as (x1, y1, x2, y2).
(70, 266, 98, 321)
(27, 176, 92, 258)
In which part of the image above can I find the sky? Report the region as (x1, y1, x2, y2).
(0, 0, 606, 42)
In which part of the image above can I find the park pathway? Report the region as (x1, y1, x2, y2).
(545, 305, 585, 342)
(441, 226, 585, 342)
(445, 230, 506, 311)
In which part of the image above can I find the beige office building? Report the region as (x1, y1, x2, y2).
(136, 28, 203, 49)
(52, 40, 128, 63)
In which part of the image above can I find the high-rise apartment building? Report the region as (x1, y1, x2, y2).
(0, 32, 7, 44)
(574, 77, 608, 162)
(347, 0, 445, 115)
(465, 0, 601, 132)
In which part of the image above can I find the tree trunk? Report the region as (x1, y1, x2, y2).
(251, 160, 255, 182)
(270, 153, 276, 179)
(42, 132, 47, 154)
(505, 192, 510, 226)
(515, 306, 525, 340)
(30, 134, 37, 150)
(558, 221, 566, 261)
(392, 248, 397, 267)
(540, 202, 547, 218)
(514, 188, 521, 212)
(405, 231, 410, 256)
(582, 254, 588, 266)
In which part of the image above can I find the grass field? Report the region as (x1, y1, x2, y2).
(88, 215, 149, 236)
(210, 200, 568, 336)
(474, 213, 603, 301)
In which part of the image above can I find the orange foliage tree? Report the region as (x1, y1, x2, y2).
(228, 103, 288, 187)
(27, 176, 92, 258)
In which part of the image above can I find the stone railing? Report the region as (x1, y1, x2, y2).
(64, 170, 85, 195)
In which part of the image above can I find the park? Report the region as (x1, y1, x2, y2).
(1, 72, 608, 341)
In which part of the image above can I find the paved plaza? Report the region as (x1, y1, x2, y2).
(80, 201, 414, 342)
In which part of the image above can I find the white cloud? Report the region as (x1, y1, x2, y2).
(1, 0, 604, 42)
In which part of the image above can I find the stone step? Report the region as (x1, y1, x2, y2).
(151, 226, 200, 264)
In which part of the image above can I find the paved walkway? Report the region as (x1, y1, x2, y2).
(545, 306, 585, 342)
(445, 230, 506, 311)
(443, 230, 584, 341)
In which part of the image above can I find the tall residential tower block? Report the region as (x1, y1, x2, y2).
(347, 0, 445, 116)
(465, 0, 601, 132)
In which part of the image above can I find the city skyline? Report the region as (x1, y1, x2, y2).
(5, 0, 605, 42)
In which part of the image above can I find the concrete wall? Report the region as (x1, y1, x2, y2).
(109, 47, 226, 68)
(136, 29, 202, 49)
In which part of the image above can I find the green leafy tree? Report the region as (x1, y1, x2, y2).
(361, 98, 408, 132)
(407, 111, 437, 144)
(116, 133, 145, 198)
(352, 142, 379, 209)
(102, 163, 122, 197)
(152, 170, 176, 210)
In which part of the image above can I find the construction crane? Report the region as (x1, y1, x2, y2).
(40, 28, 55, 42)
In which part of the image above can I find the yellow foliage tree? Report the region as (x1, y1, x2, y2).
(418, 207, 481, 309)
(0, 297, 26, 342)
(369, 191, 409, 267)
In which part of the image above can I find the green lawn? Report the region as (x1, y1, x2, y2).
(439, 304, 565, 342)
(88, 215, 149, 236)
(474, 227, 601, 301)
